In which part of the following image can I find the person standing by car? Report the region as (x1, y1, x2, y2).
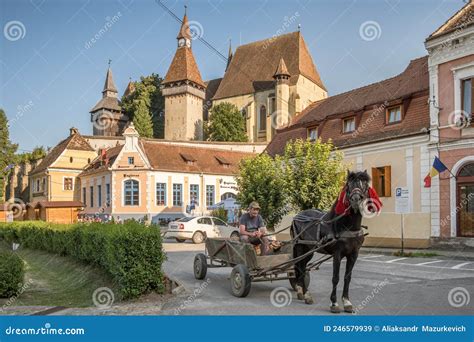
(239, 201, 269, 255)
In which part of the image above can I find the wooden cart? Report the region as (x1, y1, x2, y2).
(193, 238, 331, 297)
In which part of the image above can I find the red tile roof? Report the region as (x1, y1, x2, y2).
(266, 56, 430, 156)
(426, 1, 474, 41)
(163, 47, 206, 88)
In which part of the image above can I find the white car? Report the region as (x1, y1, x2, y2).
(166, 216, 240, 244)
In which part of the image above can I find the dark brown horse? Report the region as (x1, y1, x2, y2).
(291, 170, 375, 313)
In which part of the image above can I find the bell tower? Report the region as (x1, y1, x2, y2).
(162, 8, 206, 141)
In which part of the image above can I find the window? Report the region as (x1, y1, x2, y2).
(190, 184, 199, 206)
(128, 157, 134, 165)
(156, 183, 167, 206)
(172, 184, 182, 207)
(308, 126, 318, 142)
(106, 183, 110, 207)
(42, 178, 46, 191)
(124, 180, 139, 206)
(387, 106, 402, 123)
(259, 105, 267, 131)
(70, 157, 73, 163)
(342, 117, 355, 133)
(371, 166, 391, 197)
(83, 187, 87, 206)
(64, 177, 73, 191)
(197, 217, 212, 225)
(35, 179, 40, 192)
(206, 185, 215, 207)
(461, 78, 473, 121)
(90, 186, 94, 207)
(213, 218, 228, 226)
(221, 192, 236, 200)
(98, 184, 102, 207)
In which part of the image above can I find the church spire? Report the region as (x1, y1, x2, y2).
(102, 60, 118, 98)
(226, 39, 233, 71)
(273, 57, 290, 80)
(177, 6, 192, 48)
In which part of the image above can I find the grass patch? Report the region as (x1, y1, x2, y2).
(0, 241, 118, 308)
(393, 250, 439, 258)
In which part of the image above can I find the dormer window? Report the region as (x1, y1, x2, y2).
(180, 153, 196, 166)
(215, 156, 231, 168)
(342, 117, 355, 133)
(387, 106, 402, 124)
(307, 126, 318, 142)
(128, 157, 135, 165)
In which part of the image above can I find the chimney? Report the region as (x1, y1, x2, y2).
(69, 127, 79, 136)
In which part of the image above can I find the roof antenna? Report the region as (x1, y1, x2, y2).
(108, 59, 112, 67)
(184, 4, 187, 15)
(298, 24, 301, 32)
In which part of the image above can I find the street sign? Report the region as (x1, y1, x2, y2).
(395, 187, 410, 214)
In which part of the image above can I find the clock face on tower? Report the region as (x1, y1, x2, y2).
(178, 38, 191, 48)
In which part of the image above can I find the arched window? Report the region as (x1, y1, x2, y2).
(221, 192, 237, 201)
(259, 105, 267, 131)
(124, 179, 139, 206)
(457, 162, 474, 237)
(458, 163, 474, 177)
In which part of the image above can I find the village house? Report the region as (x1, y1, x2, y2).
(425, 1, 474, 244)
(266, 56, 432, 248)
(78, 123, 255, 222)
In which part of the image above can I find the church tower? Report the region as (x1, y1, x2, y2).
(162, 9, 206, 141)
(273, 57, 291, 129)
(90, 63, 129, 136)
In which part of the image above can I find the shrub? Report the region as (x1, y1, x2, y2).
(0, 251, 24, 298)
(0, 221, 165, 299)
(210, 207, 228, 223)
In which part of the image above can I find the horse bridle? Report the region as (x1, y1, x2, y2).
(346, 180, 368, 203)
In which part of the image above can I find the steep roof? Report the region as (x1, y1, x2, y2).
(205, 78, 223, 102)
(79, 144, 123, 176)
(30, 132, 95, 175)
(213, 31, 326, 100)
(140, 140, 255, 175)
(163, 46, 206, 87)
(177, 13, 192, 40)
(426, 1, 474, 41)
(90, 96, 122, 112)
(266, 56, 430, 156)
(103, 67, 118, 93)
(274, 57, 290, 78)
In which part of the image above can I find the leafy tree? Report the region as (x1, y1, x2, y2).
(282, 139, 346, 211)
(0, 109, 18, 201)
(210, 207, 228, 222)
(236, 153, 286, 228)
(132, 99, 154, 138)
(206, 102, 247, 142)
(121, 74, 164, 138)
(15, 146, 46, 163)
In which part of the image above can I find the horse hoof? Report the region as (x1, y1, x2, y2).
(342, 297, 354, 313)
(330, 303, 341, 313)
(296, 286, 304, 300)
(304, 293, 314, 305)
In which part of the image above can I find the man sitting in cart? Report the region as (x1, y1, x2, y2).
(239, 201, 269, 255)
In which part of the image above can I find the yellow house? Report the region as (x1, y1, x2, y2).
(28, 128, 97, 222)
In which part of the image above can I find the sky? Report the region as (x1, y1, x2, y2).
(0, 0, 466, 152)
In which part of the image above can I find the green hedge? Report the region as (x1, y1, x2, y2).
(0, 221, 165, 299)
(0, 251, 25, 298)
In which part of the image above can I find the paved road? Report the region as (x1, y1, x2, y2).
(161, 240, 474, 315)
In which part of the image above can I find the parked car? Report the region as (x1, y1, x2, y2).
(166, 216, 240, 244)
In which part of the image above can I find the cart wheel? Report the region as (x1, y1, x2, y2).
(230, 231, 240, 241)
(289, 272, 310, 291)
(192, 231, 205, 244)
(175, 238, 186, 243)
(230, 264, 251, 297)
(194, 253, 207, 280)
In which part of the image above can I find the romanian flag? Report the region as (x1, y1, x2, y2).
(424, 157, 448, 188)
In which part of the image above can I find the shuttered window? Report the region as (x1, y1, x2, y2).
(371, 166, 391, 197)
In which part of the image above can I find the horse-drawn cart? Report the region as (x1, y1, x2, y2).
(193, 237, 333, 297)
